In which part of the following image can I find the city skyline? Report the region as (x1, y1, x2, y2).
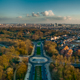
(0, 0, 80, 24)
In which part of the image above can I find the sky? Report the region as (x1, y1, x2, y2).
(0, 0, 80, 24)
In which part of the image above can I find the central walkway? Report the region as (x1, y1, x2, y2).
(28, 41, 51, 80)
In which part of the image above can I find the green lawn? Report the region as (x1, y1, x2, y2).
(37, 47, 41, 55)
(34, 66, 42, 80)
(37, 42, 41, 45)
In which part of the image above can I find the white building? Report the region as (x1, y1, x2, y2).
(51, 36, 60, 40)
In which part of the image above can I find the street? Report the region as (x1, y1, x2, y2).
(28, 42, 51, 80)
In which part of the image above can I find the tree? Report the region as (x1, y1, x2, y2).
(32, 34, 39, 40)
(0, 66, 3, 80)
(44, 41, 58, 56)
(17, 41, 27, 55)
(25, 39, 33, 55)
(7, 67, 13, 80)
(2, 54, 9, 69)
(76, 58, 79, 64)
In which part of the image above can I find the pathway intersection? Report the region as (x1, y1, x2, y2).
(26, 41, 52, 80)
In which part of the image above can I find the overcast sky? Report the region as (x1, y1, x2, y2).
(0, 0, 80, 24)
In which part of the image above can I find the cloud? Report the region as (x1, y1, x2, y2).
(67, 16, 72, 20)
(62, 16, 66, 20)
(27, 12, 40, 17)
(26, 10, 72, 21)
(32, 12, 40, 17)
(41, 10, 54, 16)
(27, 14, 32, 17)
(44, 16, 72, 21)
(45, 16, 65, 20)
(63, 16, 72, 20)
(17, 16, 22, 18)
(27, 10, 54, 17)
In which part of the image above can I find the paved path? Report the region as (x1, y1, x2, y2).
(24, 63, 32, 80)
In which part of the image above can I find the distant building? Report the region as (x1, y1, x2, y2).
(39, 26, 41, 29)
(58, 24, 63, 26)
(50, 23, 54, 26)
(51, 36, 60, 40)
(54, 23, 58, 27)
(24, 23, 26, 26)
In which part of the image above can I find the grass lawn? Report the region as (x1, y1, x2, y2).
(34, 66, 42, 80)
(37, 47, 41, 55)
(37, 42, 41, 45)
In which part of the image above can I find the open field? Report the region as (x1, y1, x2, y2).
(34, 66, 42, 80)
(37, 47, 41, 55)
(37, 42, 41, 45)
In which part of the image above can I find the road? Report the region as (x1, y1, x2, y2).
(28, 42, 51, 80)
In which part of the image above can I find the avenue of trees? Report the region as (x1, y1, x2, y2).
(0, 27, 79, 80)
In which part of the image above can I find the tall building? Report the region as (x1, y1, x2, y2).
(54, 23, 58, 27)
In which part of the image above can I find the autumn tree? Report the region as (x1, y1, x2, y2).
(32, 34, 39, 40)
(0, 66, 3, 80)
(44, 41, 58, 56)
(17, 41, 27, 55)
(16, 62, 27, 80)
(6, 67, 13, 80)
